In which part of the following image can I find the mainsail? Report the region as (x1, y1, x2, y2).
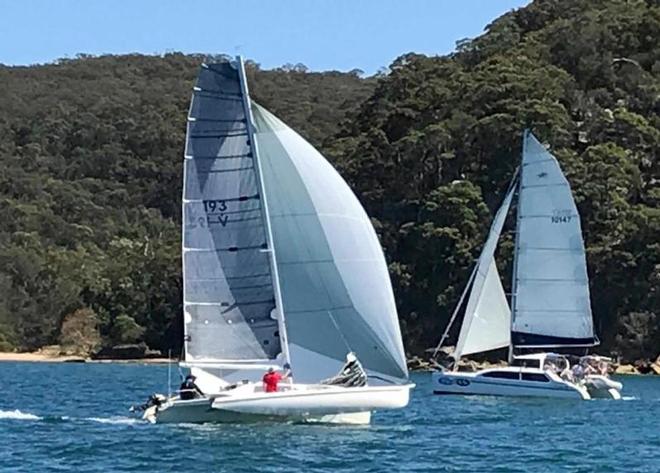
(182, 62, 281, 362)
(252, 103, 409, 384)
(511, 131, 596, 347)
(453, 181, 515, 360)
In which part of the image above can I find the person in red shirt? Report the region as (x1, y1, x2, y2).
(262, 366, 289, 393)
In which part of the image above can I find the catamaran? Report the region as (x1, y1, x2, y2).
(135, 57, 413, 424)
(431, 130, 622, 400)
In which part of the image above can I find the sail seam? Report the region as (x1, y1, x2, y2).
(521, 183, 569, 189)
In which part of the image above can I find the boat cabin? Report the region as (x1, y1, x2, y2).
(511, 353, 570, 372)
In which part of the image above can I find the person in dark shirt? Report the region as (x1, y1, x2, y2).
(179, 374, 204, 400)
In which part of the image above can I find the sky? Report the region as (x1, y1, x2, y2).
(0, 0, 531, 74)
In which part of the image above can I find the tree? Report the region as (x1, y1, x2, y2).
(59, 308, 102, 356)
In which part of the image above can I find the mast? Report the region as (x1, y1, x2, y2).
(508, 129, 527, 363)
(236, 56, 292, 368)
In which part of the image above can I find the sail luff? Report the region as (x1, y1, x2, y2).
(236, 56, 291, 367)
(182, 88, 193, 362)
(509, 131, 526, 362)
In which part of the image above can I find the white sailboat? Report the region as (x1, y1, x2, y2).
(431, 130, 622, 400)
(138, 57, 413, 424)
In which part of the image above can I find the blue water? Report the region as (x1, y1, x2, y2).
(0, 363, 658, 472)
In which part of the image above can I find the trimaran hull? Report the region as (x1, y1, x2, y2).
(144, 383, 413, 425)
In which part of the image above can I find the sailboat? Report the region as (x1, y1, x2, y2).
(137, 57, 413, 424)
(431, 130, 622, 400)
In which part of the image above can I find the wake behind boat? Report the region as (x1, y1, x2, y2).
(133, 57, 413, 424)
(431, 130, 623, 400)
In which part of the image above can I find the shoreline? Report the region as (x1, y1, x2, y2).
(0, 352, 656, 375)
(0, 352, 172, 364)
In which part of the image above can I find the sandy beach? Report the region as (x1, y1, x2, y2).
(0, 352, 171, 364)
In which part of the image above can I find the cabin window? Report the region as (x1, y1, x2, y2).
(521, 373, 549, 382)
(511, 359, 541, 369)
(480, 371, 519, 380)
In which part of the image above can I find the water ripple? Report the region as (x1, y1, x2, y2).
(0, 363, 658, 472)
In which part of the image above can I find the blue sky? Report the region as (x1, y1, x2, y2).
(0, 0, 530, 74)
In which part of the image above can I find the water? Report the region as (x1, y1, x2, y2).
(0, 363, 658, 472)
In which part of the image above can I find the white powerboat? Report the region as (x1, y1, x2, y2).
(431, 130, 622, 400)
(134, 57, 413, 424)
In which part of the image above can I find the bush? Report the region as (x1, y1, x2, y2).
(111, 314, 145, 345)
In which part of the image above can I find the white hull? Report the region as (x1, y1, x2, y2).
(432, 369, 591, 399)
(584, 375, 623, 400)
(145, 382, 413, 425)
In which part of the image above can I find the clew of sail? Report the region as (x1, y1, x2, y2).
(182, 62, 281, 362)
(251, 103, 408, 384)
(453, 180, 515, 360)
(511, 131, 596, 347)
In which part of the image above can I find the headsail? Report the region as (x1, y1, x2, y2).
(182, 62, 281, 362)
(252, 103, 408, 384)
(453, 181, 516, 360)
(511, 131, 596, 347)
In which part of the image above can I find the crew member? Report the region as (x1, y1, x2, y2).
(179, 374, 204, 400)
(262, 366, 289, 393)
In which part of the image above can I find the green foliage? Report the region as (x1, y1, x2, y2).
(111, 314, 145, 345)
(331, 0, 660, 356)
(0, 53, 373, 353)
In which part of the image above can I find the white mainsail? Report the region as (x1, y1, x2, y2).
(453, 181, 515, 360)
(252, 103, 408, 384)
(511, 131, 596, 347)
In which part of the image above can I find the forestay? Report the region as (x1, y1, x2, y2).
(511, 131, 596, 347)
(252, 103, 408, 384)
(182, 62, 281, 361)
(454, 182, 515, 360)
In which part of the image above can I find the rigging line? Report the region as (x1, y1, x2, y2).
(431, 263, 478, 360)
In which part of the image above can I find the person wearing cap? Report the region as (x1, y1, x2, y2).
(262, 366, 289, 393)
(179, 374, 204, 400)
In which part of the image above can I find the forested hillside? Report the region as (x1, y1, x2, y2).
(0, 0, 658, 362)
(0, 53, 374, 353)
(329, 0, 660, 361)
